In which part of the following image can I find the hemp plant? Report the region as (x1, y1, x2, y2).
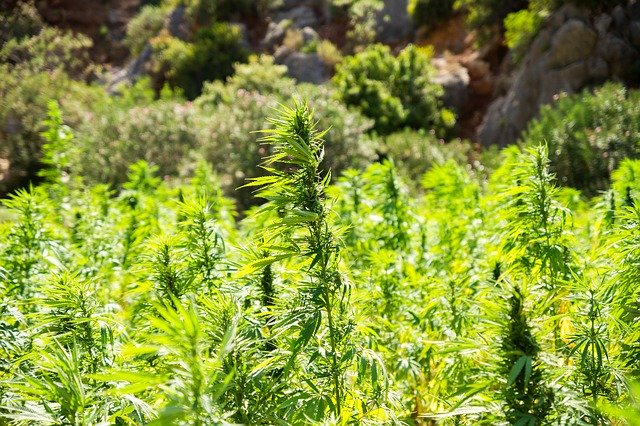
(240, 102, 386, 422)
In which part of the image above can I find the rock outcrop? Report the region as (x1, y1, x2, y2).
(478, 3, 640, 146)
(376, 0, 412, 44)
(274, 45, 330, 84)
(432, 57, 470, 112)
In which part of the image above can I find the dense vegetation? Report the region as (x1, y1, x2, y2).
(3, 0, 640, 424)
(2, 101, 640, 424)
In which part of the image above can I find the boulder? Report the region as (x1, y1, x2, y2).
(301, 26, 319, 44)
(166, 6, 189, 41)
(432, 62, 470, 112)
(261, 20, 288, 52)
(376, 0, 412, 44)
(477, 3, 640, 146)
(273, 5, 318, 28)
(549, 19, 596, 67)
(274, 46, 329, 83)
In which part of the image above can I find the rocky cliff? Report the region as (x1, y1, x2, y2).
(478, 2, 640, 146)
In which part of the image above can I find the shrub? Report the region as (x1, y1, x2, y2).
(0, 68, 91, 195)
(181, 0, 279, 22)
(71, 98, 197, 186)
(0, 0, 43, 44)
(331, 0, 384, 51)
(151, 22, 248, 99)
(504, 9, 544, 60)
(192, 89, 275, 209)
(407, 0, 455, 28)
(333, 43, 452, 135)
(456, 0, 529, 29)
(520, 83, 640, 196)
(316, 40, 343, 69)
(125, 5, 168, 55)
(297, 84, 376, 174)
(0, 27, 94, 78)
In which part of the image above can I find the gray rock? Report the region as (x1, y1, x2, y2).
(262, 21, 288, 52)
(273, 5, 317, 28)
(376, 0, 412, 44)
(629, 1, 640, 21)
(587, 57, 609, 81)
(549, 19, 597, 68)
(167, 6, 189, 40)
(612, 5, 627, 29)
(477, 3, 640, 147)
(559, 3, 589, 22)
(433, 65, 470, 112)
(595, 13, 612, 35)
(559, 60, 589, 91)
(276, 50, 329, 84)
(301, 26, 319, 44)
(630, 21, 640, 48)
(529, 27, 553, 57)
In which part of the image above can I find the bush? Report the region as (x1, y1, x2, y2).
(331, 0, 383, 51)
(504, 9, 544, 60)
(297, 84, 376, 174)
(456, 0, 529, 29)
(316, 40, 343, 69)
(0, 66, 106, 195)
(181, 0, 279, 23)
(407, 0, 455, 28)
(224, 54, 294, 95)
(0, 0, 43, 44)
(332, 43, 452, 135)
(125, 5, 168, 55)
(520, 83, 640, 195)
(151, 22, 248, 99)
(0, 27, 94, 78)
(70, 95, 197, 187)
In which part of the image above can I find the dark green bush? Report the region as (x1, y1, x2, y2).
(456, 0, 529, 29)
(332, 43, 453, 135)
(125, 5, 168, 55)
(520, 83, 640, 195)
(0, 27, 94, 78)
(407, 0, 455, 28)
(0, 57, 101, 196)
(0, 0, 43, 44)
(152, 22, 248, 99)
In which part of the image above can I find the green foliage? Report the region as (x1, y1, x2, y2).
(504, 8, 544, 61)
(499, 286, 554, 425)
(194, 77, 375, 210)
(73, 97, 197, 186)
(151, 22, 248, 99)
(4, 100, 640, 425)
(222, 54, 294, 95)
(0, 1, 44, 44)
(407, 0, 455, 28)
(0, 25, 94, 78)
(378, 130, 472, 185)
(520, 83, 640, 196)
(456, 0, 529, 29)
(125, 5, 168, 55)
(331, 0, 384, 51)
(332, 43, 453, 135)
